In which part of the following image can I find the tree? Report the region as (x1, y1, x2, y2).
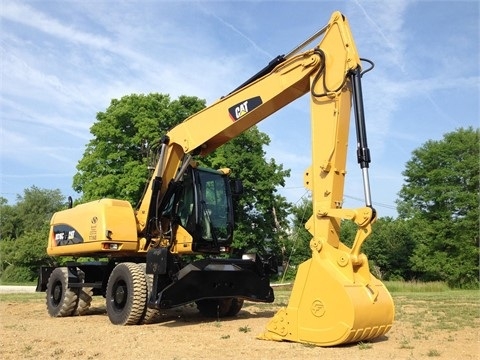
(72, 93, 291, 258)
(200, 127, 291, 255)
(397, 127, 479, 288)
(0, 187, 65, 282)
(0, 197, 21, 240)
(362, 218, 416, 281)
(73, 94, 206, 204)
(281, 199, 417, 282)
(280, 198, 312, 280)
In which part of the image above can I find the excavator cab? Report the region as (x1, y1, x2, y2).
(172, 166, 235, 254)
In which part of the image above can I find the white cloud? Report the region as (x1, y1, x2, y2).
(0, 0, 477, 215)
(2, 1, 112, 50)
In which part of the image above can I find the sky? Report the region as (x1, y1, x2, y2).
(1, 0, 478, 218)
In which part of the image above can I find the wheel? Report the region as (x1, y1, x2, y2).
(226, 298, 244, 316)
(46, 267, 78, 317)
(75, 286, 93, 315)
(106, 263, 147, 325)
(138, 263, 161, 324)
(196, 298, 244, 318)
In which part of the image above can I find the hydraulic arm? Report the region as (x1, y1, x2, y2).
(135, 11, 394, 345)
(256, 13, 394, 346)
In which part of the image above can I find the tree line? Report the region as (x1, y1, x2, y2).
(0, 94, 478, 288)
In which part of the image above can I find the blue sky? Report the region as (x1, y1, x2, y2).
(1, 0, 478, 218)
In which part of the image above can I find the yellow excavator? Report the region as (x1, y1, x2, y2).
(36, 11, 394, 346)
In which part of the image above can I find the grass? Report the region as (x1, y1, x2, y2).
(238, 325, 251, 333)
(427, 349, 441, 357)
(399, 337, 414, 349)
(0, 281, 37, 286)
(0, 292, 44, 302)
(385, 281, 450, 293)
(3, 282, 479, 340)
(393, 290, 479, 331)
(358, 341, 373, 350)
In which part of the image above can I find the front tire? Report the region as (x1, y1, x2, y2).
(46, 267, 78, 317)
(106, 263, 147, 325)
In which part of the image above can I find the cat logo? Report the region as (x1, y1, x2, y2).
(228, 96, 263, 121)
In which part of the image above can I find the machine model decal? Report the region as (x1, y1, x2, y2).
(89, 216, 98, 241)
(53, 224, 84, 246)
(228, 96, 262, 121)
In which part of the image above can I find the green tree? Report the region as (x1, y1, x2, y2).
(16, 186, 65, 232)
(281, 199, 417, 282)
(0, 187, 65, 282)
(0, 197, 21, 239)
(281, 198, 312, 280)
(72, 93, 291, 258)
(362, 218, 416, 281)
(397, 127, 479, 288)
(200, 127, 291, 255)
(73, 94, 206, 204)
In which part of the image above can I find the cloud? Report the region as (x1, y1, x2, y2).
(0, 1, 477, 216)
(197, 2, 273, 60)
(353, 0, 411, 72)
(2, 1, 112, 50)
(0, 97, 91, 139)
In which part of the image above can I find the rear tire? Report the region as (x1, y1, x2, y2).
(75, 286, 93, 315)
(46, 267, 78, 317)
(106, 263, 147, 325)
(138, 263, 161, 324)
(226, 298, 244, 316)
(196, 298, 244, 318)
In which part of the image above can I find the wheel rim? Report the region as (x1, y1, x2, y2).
(112, 280, 128, 310)
(51, 280, 63, 307)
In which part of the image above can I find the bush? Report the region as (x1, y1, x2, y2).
(0, 265, 36, 283)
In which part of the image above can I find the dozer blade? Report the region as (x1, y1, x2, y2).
(258, 253, 394, 346)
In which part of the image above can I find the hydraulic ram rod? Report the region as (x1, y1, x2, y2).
(350, 67, 373, 208)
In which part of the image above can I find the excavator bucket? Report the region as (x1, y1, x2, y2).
(259, 237, 395, 346)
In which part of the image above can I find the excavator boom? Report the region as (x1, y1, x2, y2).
(139, 11, 394, 346)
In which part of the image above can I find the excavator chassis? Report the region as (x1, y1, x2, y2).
(146, 248, 274, 309)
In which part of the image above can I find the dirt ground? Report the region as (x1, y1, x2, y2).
(0, 295, 479, 360)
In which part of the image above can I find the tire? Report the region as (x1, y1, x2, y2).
(75, 286, 93, 316)
(46, 267, 78, 317)
(138, 263, 161, 324)
(226, 298, 244, 316)
(106, 263, 147, 325)
(196, 298, 243, 318)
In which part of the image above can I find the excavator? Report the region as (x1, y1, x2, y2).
(36, 11, 394, 346)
